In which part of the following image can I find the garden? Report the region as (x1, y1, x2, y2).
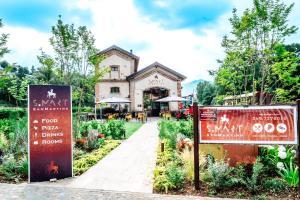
(153, 119, 299, 200)
(0, 107, 142, 183)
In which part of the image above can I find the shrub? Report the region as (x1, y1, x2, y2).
(0, 119, 15, 136)
(105, 120, 125, 139)
(79, 120, 125, 140)
(261, 145, 299, 187)
(7, 118, 28, 158)
(245, 158, 264, 193)
(178, 119, 193, 138)
(73, 140, 121, 176)
(73, 148, 86, 160)
(263, 178, 288, 193)
(206, 159, 234, 192)
(165, 162, 185, 189)
(0, 154, 27, 182)
(153, 140, 186, 193)
(0, 132, 8, 153)
(0, 108, 26, 119)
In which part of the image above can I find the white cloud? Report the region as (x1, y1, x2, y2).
(1, 0, 300, 83)
(2, 26, 51, 67)
(82, 0, 227, 82)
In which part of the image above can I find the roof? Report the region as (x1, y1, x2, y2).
(224, 92, 255, 100)
(127, 62, 186, 80)
(97, 45, 140, 72)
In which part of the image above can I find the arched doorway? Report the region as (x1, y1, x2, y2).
(143, 87, 169, 116)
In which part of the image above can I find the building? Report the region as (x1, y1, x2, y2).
(95, 45, 186, 116)
(223, 92, 273, 106)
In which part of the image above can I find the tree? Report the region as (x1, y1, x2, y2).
(0, 19, 9, 59)
(36, 50, 58, 84)
(196, 81, 216, 105)
(215, 0, 298, 104)
(7, 77, 29, 107)
(45, 16, 108, 133)
(271, 44, 300, 102)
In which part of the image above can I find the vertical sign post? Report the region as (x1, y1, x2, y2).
(28, 85, 72, 182)
(297, 99, 300, 193)
(193, 102, 200, 190)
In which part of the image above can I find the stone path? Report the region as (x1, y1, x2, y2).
(0, 183, 234, 200)
(67, 119, 159, 193)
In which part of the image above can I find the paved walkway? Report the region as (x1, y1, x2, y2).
(0, 183, 234, 200)
(68, 120, 159, 193)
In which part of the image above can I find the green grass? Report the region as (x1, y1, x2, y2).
(125, 121, 143, 138)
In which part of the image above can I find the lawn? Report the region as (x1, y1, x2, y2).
(125, 121, 143, 139)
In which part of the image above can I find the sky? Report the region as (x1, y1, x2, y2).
(1, 0, 300, 83)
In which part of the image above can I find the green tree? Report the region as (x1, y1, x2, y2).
(36, 50, 58, 84)
(0, 19, 9, 59)
(197, 81, 216, 105)
(272, 44, 300, 102)
(215, 0, 298, 104)
(45, 16, 108, 133)
(7, 77, 29, 107)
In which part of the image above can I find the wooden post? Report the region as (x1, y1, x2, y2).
(161, 142, 164, 153)
(297, 99, 300, 193)
(193, 102, 200, 190)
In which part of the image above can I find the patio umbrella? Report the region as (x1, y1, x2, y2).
(156, 95, 189, 102)
(99, 97, 131, 103)
(97, 97, 131, 119)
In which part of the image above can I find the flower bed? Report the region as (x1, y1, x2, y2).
(73, 140, 121, 176)
(153, 119, 300, 199)
(0, 118, 127, 183)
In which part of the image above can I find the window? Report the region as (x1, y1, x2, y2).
(110, 65, 119, 71)
(111, 87, 120, 93)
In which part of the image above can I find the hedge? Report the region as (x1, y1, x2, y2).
(0, 108, 26, 119)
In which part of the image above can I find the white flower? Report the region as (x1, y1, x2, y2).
(267, 145, 274, 150)
(277, 162, 285, 170)
(278, 145, 286, 152)
(278, 151, 287, 159)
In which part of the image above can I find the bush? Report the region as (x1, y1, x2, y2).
(73, 140, 121, 176)
(263, 178, 288, 193)
(0, 108, 26, 119)
(205, 159, 234, 192)
(105, 120, 125, 139)
(261, 145, 298, 187)
(0, 132, 8, 153)
(79, 120, 125, 140)
(245, 159, 264, 193)
(165, 162, 185, 189)
(7, 118, 28, 158)
(153, 140, 186, 193)
(0, 119, 15, 136)
(0, 154, 27, 182)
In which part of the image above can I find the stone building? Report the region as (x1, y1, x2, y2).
(95, 45, 186, 116)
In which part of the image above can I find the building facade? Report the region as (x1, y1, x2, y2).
(95, 45, 186, 115)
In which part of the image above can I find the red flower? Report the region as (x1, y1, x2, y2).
(98, 133, 105, 138)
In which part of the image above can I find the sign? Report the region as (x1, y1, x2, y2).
(28, 85, 72, 182)
(199, 106, 297, 144)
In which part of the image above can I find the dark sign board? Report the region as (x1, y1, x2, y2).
(28, 85, 72, 182)
(199, 106, 297, 144)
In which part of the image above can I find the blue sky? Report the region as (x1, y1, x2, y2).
(133, 0, 230, 30)
(1, 0, 300, 82)
(0, 0, 92, 31)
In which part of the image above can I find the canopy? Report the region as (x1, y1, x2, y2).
(156, 95, 189, 102)
(98, 97, 131, 103)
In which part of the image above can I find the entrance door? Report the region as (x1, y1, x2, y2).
(143, 87, 169, 117)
